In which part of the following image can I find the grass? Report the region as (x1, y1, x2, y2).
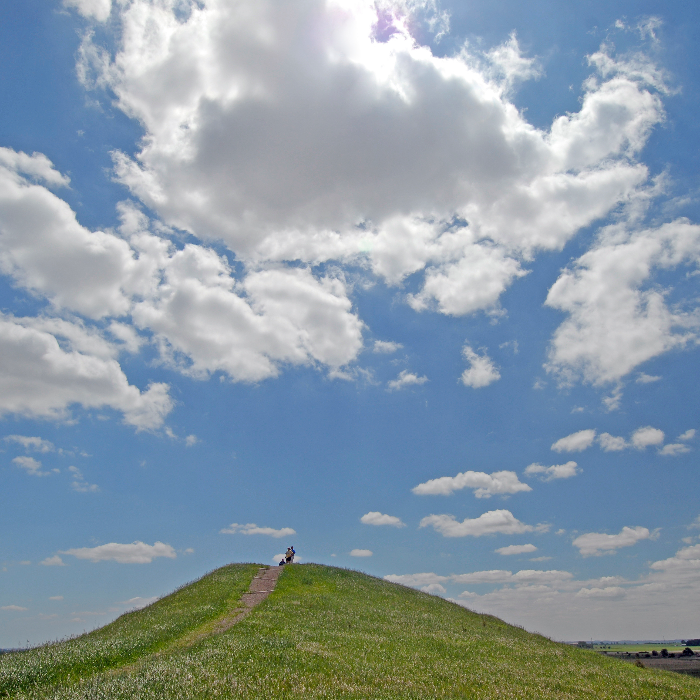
(2, 563, 699, 699)
(0, 563, 258, 697)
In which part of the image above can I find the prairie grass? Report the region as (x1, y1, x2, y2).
(3, 563, 699, 698)
(0, 563, 258, 696)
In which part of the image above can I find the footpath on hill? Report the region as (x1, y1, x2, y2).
(212, 565, 284, 634)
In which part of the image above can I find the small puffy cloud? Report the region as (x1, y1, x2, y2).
(636, 373, 661, 383)
(360, 512, 406, 528)
(185, 434, 199, 447)
(40, 556, 66, 566)
(598, 433, 628, 451)
(678, 429, 696, 441)
(495, 544, 537, 556)
(421, 583, 447, 595)
(530, 556, 552, 562)
(62, 541, 176, 564)
(631, 426, 665, 449)
(63, 0, 112, 22)
(69, 466, 99, 493)
(551, 429, 596, 453)
(412, 470, 531, 498)
(1, 605, 28, 611)
(49, 596, 63, 601)
(13, 456, 50, 477)
(524, 461, 579, 481)
(4, 435, 55, 453)
(658, 443, 690, 456)
(419, 509, 547, 538)
(688, 516, 700, 530)
(220, 523, 296, 538)
(350, 549, 373, 557)
(572, 526, 654, 557)
(373, 340, 402, 354)
(460, 345, 500, 388)
(387, 370, 428, 391)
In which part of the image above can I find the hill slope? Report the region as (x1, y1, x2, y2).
(1, 563, 698, 699)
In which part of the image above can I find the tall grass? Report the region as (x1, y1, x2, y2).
(0, 563, 258, 696)
(3, 564, 699, 699)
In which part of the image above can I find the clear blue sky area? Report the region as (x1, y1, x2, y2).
(1, 0, 699, 646)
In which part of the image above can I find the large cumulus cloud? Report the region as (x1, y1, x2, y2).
(79, 0, 667, 321)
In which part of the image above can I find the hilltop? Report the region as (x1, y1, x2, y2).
(1, 563, 698, 699)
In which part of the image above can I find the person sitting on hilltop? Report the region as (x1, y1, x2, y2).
(285, 546, 294, 564)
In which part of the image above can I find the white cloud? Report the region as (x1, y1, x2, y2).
(551, 429, 596, 452)
(373, 340, 402, 354)
(49, 596, 64, 600)
(350, 549, 373, 557)
(384, 572, 448, 587)
(12, 456, 50, 477)
(576, 586, 626, 599)
(40, 556, 66, 566)
(486, 31, 542, 93)
(658, 443, 690, 456)
(360, 512, 406, 527)
(134, 255, 364, 382)
(412, 470, 531, 498)
(546, 220, 700, 387)
(495, 544, 537, 556)
(0, 148, 69, 188)
(63, 0, 112, 22)
(0, 157, 155, 320)
(436, 539, 700, 640)
(597, 433, 627, 451)
(572, 526, 654, 557)
(630, 426, 665, 449)
(0, 315, 173, 430)
(219, 523, 296, 538)
(1, 605, 28, 611)
(419, 509, 547, 538)
(4, 435, 55, 453)
(524, 461, 579, 481)
(636, 372, 661, 383)
(0, 150, 365, 400)
(421, 583, 447, 595)
(387, 370, 428, 391)
(69, 466, 99, 493)
(61, 541, 177, 564)
(450, 570, 514, 584)
(71, 1, 668, 328)
(185, 434, 199, 447)
(460, 345, 500, 388)
(679, 429, 696, 441)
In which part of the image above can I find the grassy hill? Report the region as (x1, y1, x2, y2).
(1, 563, 698, 699)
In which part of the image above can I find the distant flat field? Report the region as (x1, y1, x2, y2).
(594, 645, 700, 653)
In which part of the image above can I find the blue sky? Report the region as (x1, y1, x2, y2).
(1, 0, 699, 646)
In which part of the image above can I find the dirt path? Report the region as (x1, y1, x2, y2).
(213, 565, 284, 633)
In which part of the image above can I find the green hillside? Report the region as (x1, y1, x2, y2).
(1, 563, 698, 699)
